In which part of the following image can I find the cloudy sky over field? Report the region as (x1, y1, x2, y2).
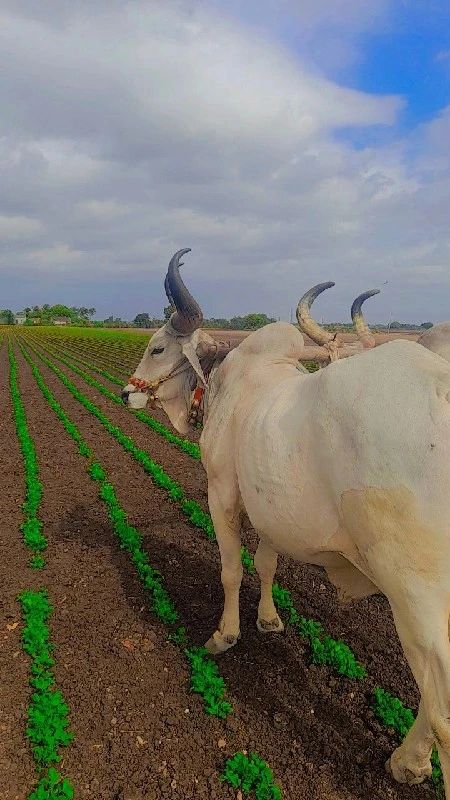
(1, 0, 450, 323)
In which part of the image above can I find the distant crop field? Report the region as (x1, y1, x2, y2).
(0, 326, 440, 800)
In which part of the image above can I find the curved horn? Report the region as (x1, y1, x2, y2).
(164, 273, 175, 310)
(351, 289, 380, 349)
(166, 248, 203, 335)
(296, 282, 335, 346)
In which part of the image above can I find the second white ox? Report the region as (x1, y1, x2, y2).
(122, 249, 450, 796)
(418, 322, 450, 362)
(297, 283, 450, 369)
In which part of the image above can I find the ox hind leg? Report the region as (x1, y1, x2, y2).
(386, 592, 450, 794)
(204, 483, 243, 655)
(254, 538, 284, 635)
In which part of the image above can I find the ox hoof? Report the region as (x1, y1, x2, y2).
(204, 630, 240, 655)
(256, 615, 285, 634)
(386, 751, 432, 785)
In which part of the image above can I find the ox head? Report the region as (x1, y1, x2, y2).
(121, 248, 220, 434)
(296, 282, 380, 362)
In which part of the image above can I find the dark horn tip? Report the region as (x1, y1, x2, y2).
(167, 248, 192, 273)
(313, 281, 335, 291)
(300, 281, 336, 309)
(171, 247, 191, 261)
(351, 288, 381, 315)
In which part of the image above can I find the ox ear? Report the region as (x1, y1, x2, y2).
(180, 339, 209, 386)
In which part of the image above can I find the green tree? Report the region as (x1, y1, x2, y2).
(50, 304, 75, 320)
(0, 309, 13, 325)
(202, 318, 231, 329)
(229, 316, 246, 330)
(134, 313, 151, 328)
(230, 313, 276, 330)
(163, 304, 173, 321)
(243, 313, 276, 329)
(420, 322, 433, 329)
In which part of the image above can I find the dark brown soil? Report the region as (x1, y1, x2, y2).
(1, 335, 435, 800)
(0, 340, 36, 800)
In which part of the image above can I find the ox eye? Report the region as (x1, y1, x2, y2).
(152, 347, 164, 355)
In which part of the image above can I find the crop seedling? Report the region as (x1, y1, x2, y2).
(372, 688, 443, 796)
(28, 768, 74, 800)
(9, 343, 47, 565)
(221, 752, 282, 799)
(19, 589, 74, 798)
(185, 646, 233, 718)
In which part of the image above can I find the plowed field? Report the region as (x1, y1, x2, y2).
(0, 327, 437, 800)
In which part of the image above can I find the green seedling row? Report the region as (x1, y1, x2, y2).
(272, 584, 365, 679)
(57, 346, 126, 383)
(8, 342, 47, 566)
(9, 344, 74, 798)
(19, 590, 74, 800)
(24, 337, 202, 459)
(19, 341, 233, 720)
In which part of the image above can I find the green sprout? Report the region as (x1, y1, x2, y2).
(372, 688, 443, 796)
(221, 752, 282, 799)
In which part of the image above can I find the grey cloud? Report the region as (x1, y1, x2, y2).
(0, 1, 449, 325)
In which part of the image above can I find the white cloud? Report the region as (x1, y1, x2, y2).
(0, 215, 43, 241)
(77, 200, 131, 221)
(209, 0, 392, 73)
(0, 0, 449, 324)
(25, 244, 84, 268)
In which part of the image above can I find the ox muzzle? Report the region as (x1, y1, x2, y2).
(120, 383, 151, 409)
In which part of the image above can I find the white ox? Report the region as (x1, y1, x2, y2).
(122, 249, 450, 795)
(418, 323, 450, 363)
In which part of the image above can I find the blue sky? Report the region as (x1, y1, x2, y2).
(1, 0, 450, 324)
(350, 3, 450, 130)
(217, 0, 450, 143)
